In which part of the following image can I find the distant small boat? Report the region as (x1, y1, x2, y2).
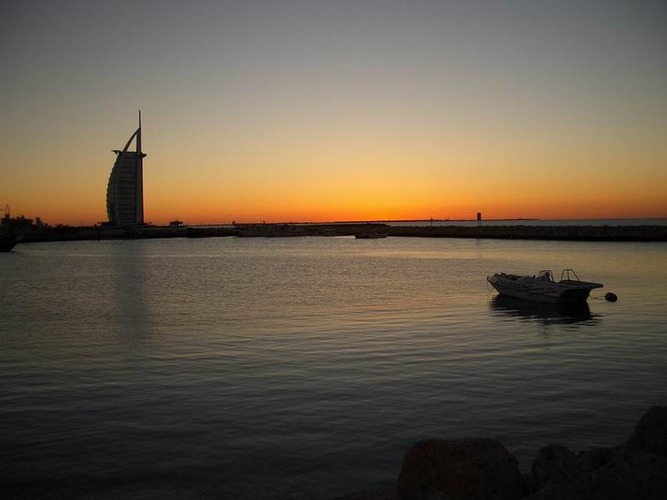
(354, 232, 388, 239)
(487, 269, 603, 303)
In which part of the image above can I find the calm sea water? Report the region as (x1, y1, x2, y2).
(1, 235, 666, 499)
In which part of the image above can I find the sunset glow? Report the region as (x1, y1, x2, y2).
(2, 1, 666, 226)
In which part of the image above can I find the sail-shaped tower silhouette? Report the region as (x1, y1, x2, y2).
(106, 114, 146, 226)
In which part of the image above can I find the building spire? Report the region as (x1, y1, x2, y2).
(137, 110, 142, 154)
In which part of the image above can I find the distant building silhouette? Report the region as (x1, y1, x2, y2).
(106, 114, 146, 226)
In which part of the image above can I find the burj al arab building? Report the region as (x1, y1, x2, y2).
(106, 115, 146, 226)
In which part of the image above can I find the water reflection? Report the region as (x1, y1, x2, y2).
(489, 295, 600, 326)
(111, 242, 152, 342)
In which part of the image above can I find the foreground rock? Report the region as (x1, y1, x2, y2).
(524, 405, 667, 499)
(397, 438, 526, 500)
(529, 444, 585, 491)
(627, 405, 667, 457)
(337, 405, 667, 500)
(524, 449, 667, 499)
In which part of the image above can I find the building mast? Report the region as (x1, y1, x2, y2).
(136, 110, 144, 225)
(137, 110, 142, 153)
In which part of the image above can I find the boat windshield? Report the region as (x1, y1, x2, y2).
(537, 270, 553, 281)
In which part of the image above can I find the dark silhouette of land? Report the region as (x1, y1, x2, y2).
(5, 221, 667, 244)
(387, 224, 667, 241)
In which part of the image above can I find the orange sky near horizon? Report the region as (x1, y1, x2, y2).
(3, 125, 666, 226)
(2, 1, 666, 226)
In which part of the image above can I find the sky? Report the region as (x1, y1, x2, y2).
(1, 0, 666, 225)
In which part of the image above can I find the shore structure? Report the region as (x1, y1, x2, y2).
(106, 114, 146, 226)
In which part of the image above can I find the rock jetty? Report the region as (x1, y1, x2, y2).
(387, 225, 667, 242)
(10, 223, 667, 244)
(337, 405, 667, 500)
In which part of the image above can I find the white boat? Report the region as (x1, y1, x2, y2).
(487, 269, 603, 303)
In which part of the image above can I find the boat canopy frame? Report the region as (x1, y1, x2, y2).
(537, 269, 583, 282)
(560, 269, 582, 282)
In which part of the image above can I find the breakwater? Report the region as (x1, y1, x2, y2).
(387, 224, 667, 242)
(13, 223, 388, 242)
(10, 223, 667, 244)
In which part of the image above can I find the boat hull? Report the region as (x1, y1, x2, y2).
(487, 273, 602, 304)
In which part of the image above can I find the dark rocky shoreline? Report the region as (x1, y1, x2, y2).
(337, 405, 667, 500)
(9, 223, 667, 244)
(387, 225, 667, 242)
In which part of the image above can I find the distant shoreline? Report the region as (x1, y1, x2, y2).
(9, 222, 667, 244)
(386, 224, 667, 242)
